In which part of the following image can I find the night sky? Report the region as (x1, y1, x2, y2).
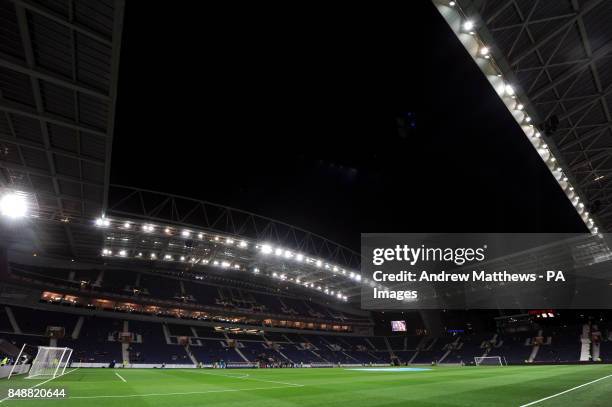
(111, 1, 586, 252)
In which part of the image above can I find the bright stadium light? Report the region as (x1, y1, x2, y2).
(239, 240, 247, 248)
(463, 20, 474, 31)
(275, 248, 283, 256)
(261, 244, 273, 254)
(296, 253, 304, 262)
(182, 230, 191, 238)
(95, 217, 110, 227)
(119, 250, 127, 257)
(123, 222, 131, 229)
(479, 46, 489, 56)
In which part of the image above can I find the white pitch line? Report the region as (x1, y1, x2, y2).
(0, 368, 79, 404)
(189, 370, 304, 387)
(114, 372, 127, 383)
(519, 373, 612, 407)
(5, 385, 302, 401)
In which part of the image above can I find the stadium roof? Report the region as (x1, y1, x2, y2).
(0, 1, 369, 302)
(0, 0, 124, 258)
(435, 0, 612, 231)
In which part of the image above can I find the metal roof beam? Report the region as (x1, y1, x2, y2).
(510, 0, 605, 67)
(6, 0, 112, 46)
(0, 55, 110, 101)
(0, 99, 107, 137)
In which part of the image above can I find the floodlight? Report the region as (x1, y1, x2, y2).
(95, 217, 110, 227)
(463, 21, 474, 31)
(261, 244, 273, 254)
(296, 254, 304, 262)
(182, 230, 191, 238)
(123, 222, 131, 229)
(119, 250, 127, 257)
(479, 46, 489, 56)
(239, 240, 247, 248)
(275, 248, 283, 256)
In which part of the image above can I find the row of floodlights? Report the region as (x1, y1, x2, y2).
(270, 272, 348, 301)
(100, 247, 349, 301)
(258, 243, 362, 282)
(442, 1, 598, 234)
(95, 216, 363, 283)
(101, 248, 241, 269)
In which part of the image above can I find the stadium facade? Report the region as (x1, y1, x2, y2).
(0, 0, 611, 384)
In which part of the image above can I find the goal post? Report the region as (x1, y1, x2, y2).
(26, 346, 73, 379)
(5, 343, 38, 379)
(474, 356, 504, 366)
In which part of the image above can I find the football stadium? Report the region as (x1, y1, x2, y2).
(1, 0, 612, 406)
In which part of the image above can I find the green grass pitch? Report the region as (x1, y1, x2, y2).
(1, 365, 612, 406)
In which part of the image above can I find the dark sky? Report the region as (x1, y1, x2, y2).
(110, 1, 586, 251)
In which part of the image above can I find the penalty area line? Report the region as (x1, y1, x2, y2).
(189, 370, 304, 387)
(519, 373, 612, 407)
(115, 372, 127, 383)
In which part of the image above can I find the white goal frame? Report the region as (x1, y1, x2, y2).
(474, 356, 505, 366)
(26, 346, 73, 379)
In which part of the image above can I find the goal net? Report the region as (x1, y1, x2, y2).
(474, 356, 504, 366)
(26, 346, 73, 378)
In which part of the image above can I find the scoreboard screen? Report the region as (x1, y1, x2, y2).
(391, 320, 407, 332)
